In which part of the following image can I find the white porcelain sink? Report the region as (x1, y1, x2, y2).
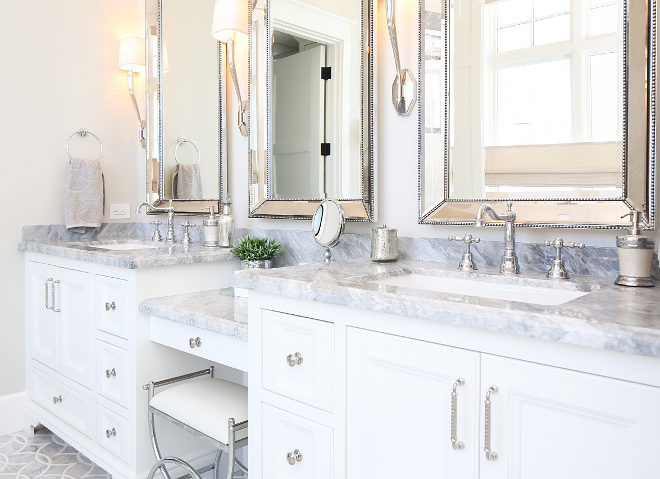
(372, 274, 589, 306)
(88, 243, 158, 251)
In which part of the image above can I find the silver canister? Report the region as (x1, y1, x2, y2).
(371, 225, 398, 262)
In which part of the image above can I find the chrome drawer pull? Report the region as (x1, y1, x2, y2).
(105, 301, 116, 311)
(52, 280, 61, 313)
(53, 395, 62, 404)
(189, 337, 202, 348)
(484, 385, 498, 461)
(451, 378, 465, 450)
(45, 278, 53, 310)
(106, 368, 116, 378)
(106, 428, 117, 438)
(286, 352, 303, 367)
(286, 449, 303, 465)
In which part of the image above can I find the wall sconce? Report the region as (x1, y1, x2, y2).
(212, 0, 249, 136)
(119, 37, 147, 147)
(386, 0, 417, 116)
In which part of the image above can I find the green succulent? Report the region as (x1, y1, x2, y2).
(230, 236, 283, 261)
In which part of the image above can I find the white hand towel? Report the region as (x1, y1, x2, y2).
(64, 157, 104, 233)
(173, 163, 203, 199)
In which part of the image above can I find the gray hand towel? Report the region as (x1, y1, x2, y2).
(173, 163, 203, 200)
(64, 157, 104, 233)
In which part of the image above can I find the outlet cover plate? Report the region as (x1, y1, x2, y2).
(110, 204, 130, 220)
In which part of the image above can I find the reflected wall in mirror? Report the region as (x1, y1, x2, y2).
(145, 0, 226, 214)
(419, 0, 656, 228)
(249, 0, 375, 221)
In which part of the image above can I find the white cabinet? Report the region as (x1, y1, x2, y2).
(27, 261, 93, 389)
(248, 291, 660, 479)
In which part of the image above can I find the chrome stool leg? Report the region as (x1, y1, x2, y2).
(147, 457, 203, 479)
(146, 381, 172, 479)
(214, 449, 224, 479)
(227, 419, 236, 479)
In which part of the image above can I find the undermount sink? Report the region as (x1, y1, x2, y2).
(372, 273, 590, 306)
(87, 243, 159, 251)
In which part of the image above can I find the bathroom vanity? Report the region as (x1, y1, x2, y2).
(235, 259, 660, 479)
(20, 238, 239, 479)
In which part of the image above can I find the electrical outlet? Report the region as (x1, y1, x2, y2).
(110, 204, 130, 220)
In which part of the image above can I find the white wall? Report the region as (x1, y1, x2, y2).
(0, 0, 141, 397)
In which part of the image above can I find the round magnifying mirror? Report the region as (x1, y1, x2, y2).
(312, 199, 345, 263)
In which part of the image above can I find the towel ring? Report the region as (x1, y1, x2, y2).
(66, 127, 103, 160)
(174, 137, 200, 165)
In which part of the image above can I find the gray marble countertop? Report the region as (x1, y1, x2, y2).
(139, 287, 248, 340)
(19, 239, 236, 269)
(231, 259, 660, 358)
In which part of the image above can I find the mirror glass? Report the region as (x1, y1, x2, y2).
(419, 0, 656, 228)
(145, 0, 225, 214)
(249, 0, 375, 220)
(312, 199, 346, 247)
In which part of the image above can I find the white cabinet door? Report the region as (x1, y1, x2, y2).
(481, 355, 660, 479)
(26, 261, 59, 370)
(56, 267, 93, 389)
(346, 328, 480, 479)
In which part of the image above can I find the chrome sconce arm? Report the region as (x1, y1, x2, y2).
(227, 37, 248, 136)
(126, 69, 147, 148)
(385, 0, 417, 116)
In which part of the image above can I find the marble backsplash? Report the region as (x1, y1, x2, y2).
(20, 223, 659, 279)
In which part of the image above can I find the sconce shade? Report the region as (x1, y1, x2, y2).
(211, 0, 248, 43)
(119, 36, 145, 72)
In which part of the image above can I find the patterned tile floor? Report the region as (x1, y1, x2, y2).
(0, 428, 111, 478)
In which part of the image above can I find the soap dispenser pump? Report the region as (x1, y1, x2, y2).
(615, 210, 655, 287)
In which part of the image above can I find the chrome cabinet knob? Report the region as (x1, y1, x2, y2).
(106, 368, 116, 378)
(286, 449, 303, 465)
(286, 352, 303, 367)
(105, 301, 116, 311)
(189, 337, 202, 348)
(53, 395, 62, 404)
(106, 428, 116, 438)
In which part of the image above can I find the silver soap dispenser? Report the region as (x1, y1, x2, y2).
(615, 210, 655, 287)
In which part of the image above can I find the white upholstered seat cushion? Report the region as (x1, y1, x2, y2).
(149, 378, 248, 444)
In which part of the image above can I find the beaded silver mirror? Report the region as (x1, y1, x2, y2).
(419, 0, 656, 229)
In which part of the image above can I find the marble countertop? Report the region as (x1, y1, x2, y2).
(231, 259, 660, 358)
(138, 287, 248, 340)
(19, 239, 236, 269)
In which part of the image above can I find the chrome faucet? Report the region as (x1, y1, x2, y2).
(475, 202, 519, 275)
(136, 200, 176, 244)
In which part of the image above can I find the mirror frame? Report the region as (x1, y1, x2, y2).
(247, 0, 376, 222)
(144, 0, 225, 216)
(418, 0, 656, 229)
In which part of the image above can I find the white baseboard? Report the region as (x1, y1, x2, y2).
(0, 391, 27, 436)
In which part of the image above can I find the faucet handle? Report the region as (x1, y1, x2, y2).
(543, 238, 585, 279)
(449, 234, 480, 271)
(149, 220, 163, 242)
(181, 222, 196, 245)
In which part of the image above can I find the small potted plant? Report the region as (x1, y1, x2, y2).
(230, 236, 283, 269)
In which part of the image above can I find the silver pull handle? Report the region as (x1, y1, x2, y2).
(189, 337, 202, 348)
(105, 301, 116, 311)
(53, 395, 62, 404)
(52, 280, 61, 313)
(451, 378, 465, 450)
(484, 385, 498, 461)
(45, 278, 53, 310)
(286, 449, 303, 465)
(286, 352, 303, 367)
(106, 428, 116, 438)
(106, 368, 116, 378)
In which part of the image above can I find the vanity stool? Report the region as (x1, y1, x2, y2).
(144, 367, 248, 479)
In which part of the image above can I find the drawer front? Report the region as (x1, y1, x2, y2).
(263, 404, 333, 479)
(95, 340, 129, 408)
(96, 404, 129, 463)
(96, 276, 129, 339)
(262, 311, 334, 412)
(30, 366, 94, 438)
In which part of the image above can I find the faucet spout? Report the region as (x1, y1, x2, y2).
(475, 202, 519, 275)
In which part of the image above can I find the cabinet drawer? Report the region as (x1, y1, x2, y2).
(262, 403, 333, 479)
(262, 311, 334, 412)
(30, 366, 93, 438)
(96, 275, 129, 339)
(96, 404, 129, 463)
(96, 340, 129, 408)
